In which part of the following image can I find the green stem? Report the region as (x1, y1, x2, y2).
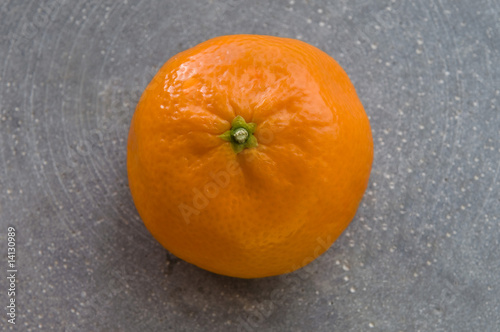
(218, 115, 258, 153)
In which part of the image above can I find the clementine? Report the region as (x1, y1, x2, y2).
(127, 35, 373, 278)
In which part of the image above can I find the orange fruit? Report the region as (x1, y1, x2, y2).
(127, 35, 373, 278)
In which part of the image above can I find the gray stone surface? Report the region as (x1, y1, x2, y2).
(1, 0, 499, 331)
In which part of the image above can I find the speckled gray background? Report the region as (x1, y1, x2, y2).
(1, 0, 499, 331)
